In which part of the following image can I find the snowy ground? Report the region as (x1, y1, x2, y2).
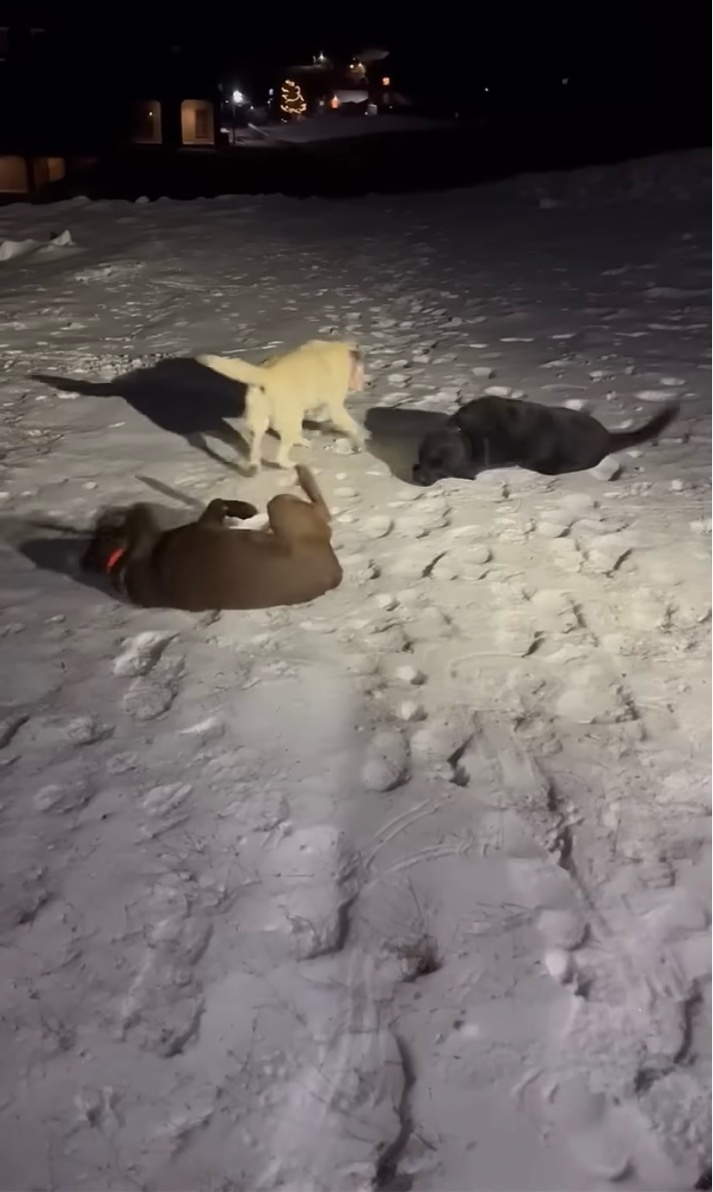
(252, 114, 456, 146)
(0, 151, 710, 1192)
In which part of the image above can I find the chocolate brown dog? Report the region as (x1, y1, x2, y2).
(81, 466, 342, 612)
(413, 395, 680, 486)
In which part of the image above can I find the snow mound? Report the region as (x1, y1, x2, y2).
(509, 148, 711, 208)
(0, 238, 39, 262)
(0, 229, 77, 264)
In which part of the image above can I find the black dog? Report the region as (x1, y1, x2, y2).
(413, 396, 680, 486)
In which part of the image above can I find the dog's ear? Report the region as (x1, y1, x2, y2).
(92, 506, 130, 535)
(81, 507, 130, 573)
(81, 534, 112, 573)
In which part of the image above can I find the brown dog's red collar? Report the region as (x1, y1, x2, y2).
(105, 546, 126, 574)
(104, 545, 129, 598)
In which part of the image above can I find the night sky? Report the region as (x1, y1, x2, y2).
(171, 8, 698, 103)
(0, 1, 708, 146)
(8, 3, 708, 102)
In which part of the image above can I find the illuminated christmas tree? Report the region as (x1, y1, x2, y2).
(280, 79, 306, 117)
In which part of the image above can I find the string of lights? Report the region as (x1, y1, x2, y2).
(280, 79, 306, 117)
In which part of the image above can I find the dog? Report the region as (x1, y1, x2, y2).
(413, 396, 680, 486)
(196, 340, 366, 470)
(81, 466, 343, 612)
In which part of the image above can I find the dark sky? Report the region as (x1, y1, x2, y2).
(159, 8, 697, 75)
(6, 2, 705, 69)
(179, 7, 707, 113)
(1, 2, 708, 109)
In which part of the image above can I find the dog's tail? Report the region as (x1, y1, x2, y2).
(135, 474, 204, 509)
(295, 465, 331, 521)
(607, 403, 680, 452)
(196, 353, 267, 388)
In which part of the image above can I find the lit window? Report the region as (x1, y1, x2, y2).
(131, 100, 162, 144)
(181, 99, 215, 145)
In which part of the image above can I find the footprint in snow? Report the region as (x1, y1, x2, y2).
(117, 876, 210, 1056)
(363, 515, 394, 539)
(395, 503, 451, 538)
(112, 630, 177, 678)
(0, 712, 28, 750)
(383, 547, 449, 581)
(122, 677, 178, 722)
(34, 769, 98, 813)
(179, 715, 225, 744)
(139, 783, 193, 837)
(378, 392, 409, 407)
(260, 826, 361, 960)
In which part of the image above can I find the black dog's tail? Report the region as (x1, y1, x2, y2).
(607, 403, 679, 452)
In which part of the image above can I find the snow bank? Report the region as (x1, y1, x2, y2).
(503, 148, 711, 208)
(257, 113, 456, 145)
(0, 229, 76, 264)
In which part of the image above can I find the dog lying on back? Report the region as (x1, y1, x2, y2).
(413, 395, 680, 486)
(197, 339, 365, 471)
(81, 466, 342, 612)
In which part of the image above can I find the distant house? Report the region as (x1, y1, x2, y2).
(0, 22, 73, 196)
(125, 32, 221, 151)
(129, 96, 219, 149)
(279, 50, 408, 120)
(128, 37, 222, 150)
(0, 18, 222, 199)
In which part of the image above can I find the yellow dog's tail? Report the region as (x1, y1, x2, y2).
(295, 465, 331, 521)
(196, 353, 267, 387)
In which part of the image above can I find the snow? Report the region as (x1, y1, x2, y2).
(0, 150, 710, 1191)
(495, 147, 712, 208)
(252, 114, 456, 146)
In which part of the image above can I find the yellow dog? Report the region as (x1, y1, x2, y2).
(197, 339, 365, 470)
